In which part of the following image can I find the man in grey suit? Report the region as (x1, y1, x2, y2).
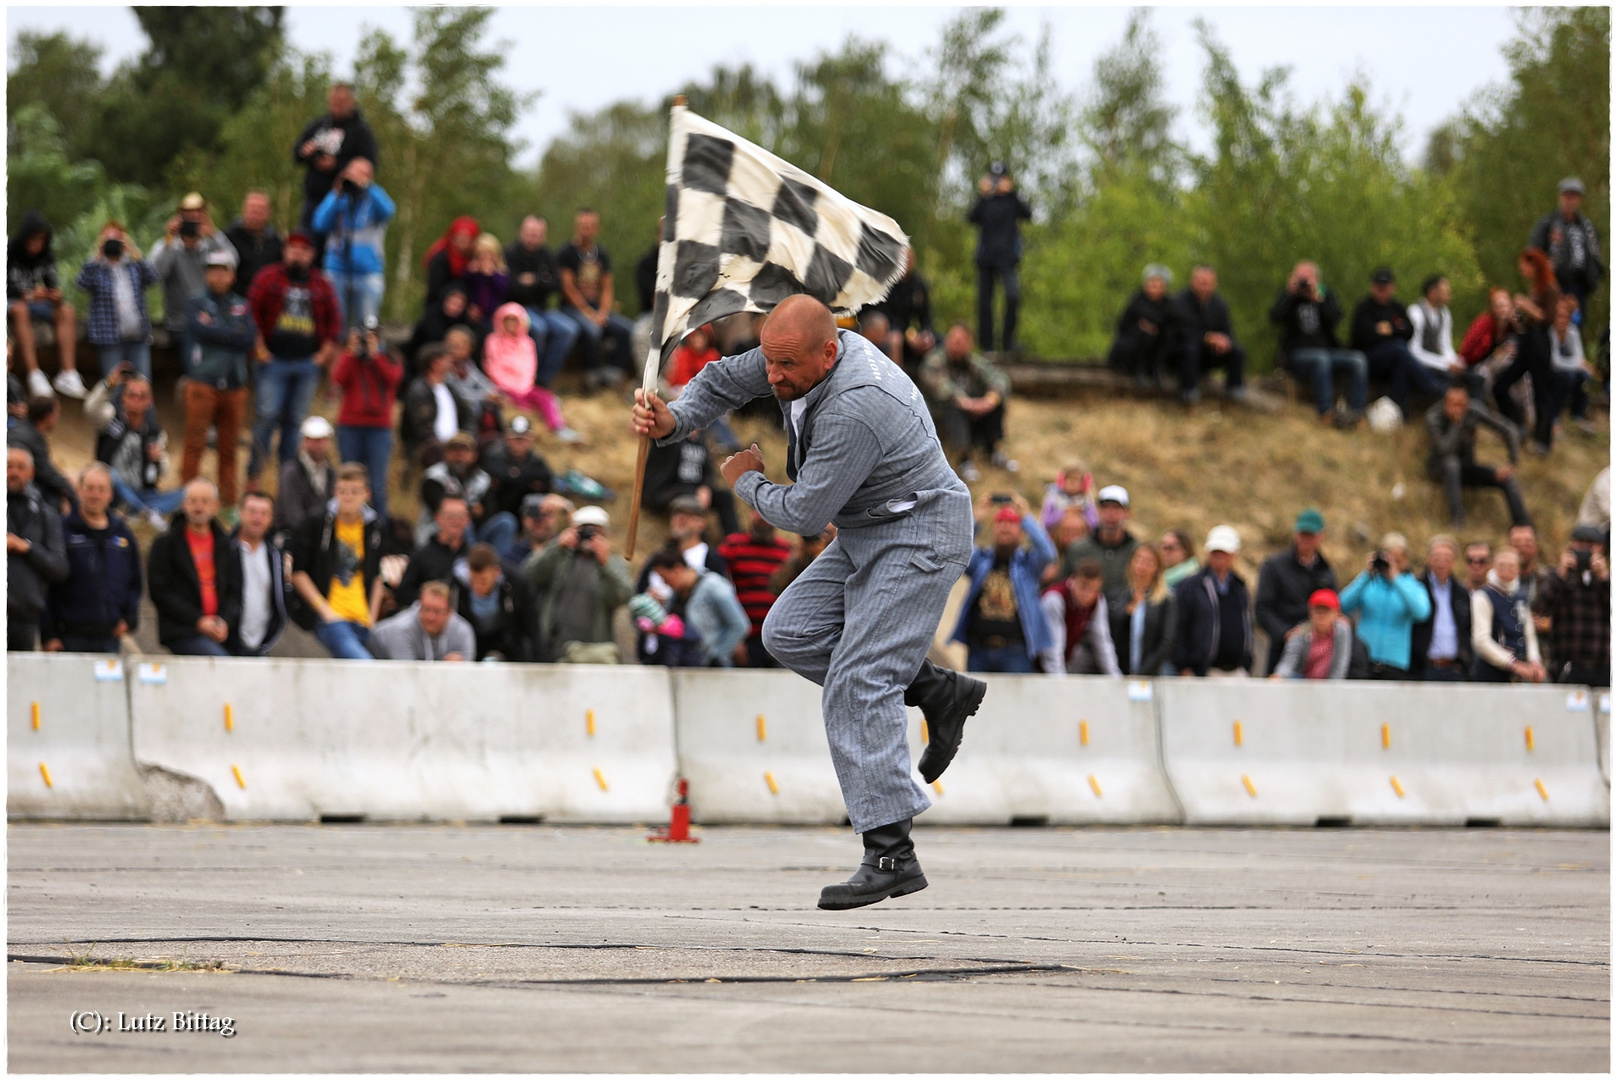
(634, 295, 985, 909)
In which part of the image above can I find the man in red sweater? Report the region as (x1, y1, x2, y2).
(330, 320, 403, 520)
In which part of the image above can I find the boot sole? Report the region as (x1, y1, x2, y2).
(918, 679, 987, 784)
(817, 875, 929, 911)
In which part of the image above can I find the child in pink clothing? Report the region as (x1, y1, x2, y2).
(484, 302, 580, 442)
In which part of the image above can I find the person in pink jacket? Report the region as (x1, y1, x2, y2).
(483, 302, 581, 443)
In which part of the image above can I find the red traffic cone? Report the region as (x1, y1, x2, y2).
(647, 778, 699, 843)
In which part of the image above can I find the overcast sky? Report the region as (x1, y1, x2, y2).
(8, 4, 1520, 168)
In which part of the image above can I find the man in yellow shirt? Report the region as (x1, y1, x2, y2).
(288, 462, 386, 659)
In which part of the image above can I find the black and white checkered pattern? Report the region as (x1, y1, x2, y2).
(645, 105, 911, 385)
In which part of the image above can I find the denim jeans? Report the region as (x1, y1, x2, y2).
(315, 619, 374, 660)
(966, 644, 1035, 673)
(976, 264, 1021, 352)
(1286, 347, 1367, 415)
(57, 633, 120, 654)
(337, 425, 393, 520)
(560, 307, 635, 375)
(167, 633, 231, 657)
(328, 271, 385, 334)
(1363, 340, 1447, 415)
(97, 340, 151, 382)
(470, 511, 518, 552)
(250, 357, 321, 480)
(525, 307, 581, 387)
(112, 476, 184, 517)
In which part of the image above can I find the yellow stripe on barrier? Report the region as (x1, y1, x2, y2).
(1389, 775, 1405, 798)
(919, 719, 928, 744)
(39, 762, 52, 788)
(231, 765, 246, 789)
(1241, 774, 1256, 797)
(1535, 778, 1548, 801)
(764, 771, 779, 795)
(1525, 726, 1535, 752)
(1079, 720, 1089, 747)
(1087, 774, 1102, 798)
(756, 714, 766, 741)
(1233, 721, 1243, 747)
(593, 767, 608, 791)
(1381, 723, 1390, 749)
(586, 710, 596, 737)
(224, 703, 233, 732)
(31, 701, 39, 731)
(931, 780, 943, 796)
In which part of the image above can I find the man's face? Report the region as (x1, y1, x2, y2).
(505, 430, 533, 458)
(182, 484, 218, 531)
(670, 511, 705, 542)
(991, 518, 1022, 549)
(1510, 526, 1538, 566)
(239, 497, 273, 542)
(760, 323, 837, 401)
(417, 593, 451, 636)
(5, 449, 31, 493)
(1309, 605, 1337, 635)
(1371, 281, 1395, 304)
(520, 217, 546, 248)
(284, 243, 314, 272)
(122, 380, 152, 418)
(1295, 530, 1320, 560)
(575, 212, 600, 246)
(23, 233, 46, 257)
(1098, 502, 1127, 532)
(1207, 550, 1235, 575)
(1464, 546, 1491, 583)
(469, 565, 500, 597)
(1428, 543, 1455, 580)
(1190, 268, 1216, 301)
(446, 445, 475, 473)
(1561, 191, 1582, 218)
(205, 265, 234, 293)
(446, 334, 472, 363)
(1070, 575, 1101, 607)
(78, 471, 113, 517)
(334, 479, 368, 518)
(1443, 387, 1469, 422)
(301, 435, 329, 461)
(329, 86, 356, 119)
(1143, 275, 1166, 302)
(437, 501, 470, 546)
(944, 325, 973, 361)
(242, 194, 270, 231)
(1428, 279, 1451, 307)
(1494, 551, 1520, 585)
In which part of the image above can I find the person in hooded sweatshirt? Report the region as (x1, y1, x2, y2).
(1107, 264, 1180, 389)
(483, 302, 582, 444)
(7, 209, 86, 399)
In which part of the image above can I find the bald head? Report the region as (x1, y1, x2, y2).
(764, 295, 837, 347)
(759, 295, 839, 401)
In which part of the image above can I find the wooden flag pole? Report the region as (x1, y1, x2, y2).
(626, 94, 687, 561)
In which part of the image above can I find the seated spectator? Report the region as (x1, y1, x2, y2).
(1463, 541, 1492, 593)
(151, 191, 238, 349)
(417, 433, 512, 550)
(522, 505, 633, 663)
(1254, 508, 1337, 674)
(275, 416, 336, 544)
(1338, 532, 1431, 679)
(875, 248, 937, 375)
(1109, 542, 1177, 677)
(665, 324, 739, 451)
(229, 491, 287, 657)
(462, 233, 509, 330)
(951, 494, 1056, 673)
(42, 463, 141, 654)
(718, 507, 792, 668)
(181, 251, 254, 511)
(1059, 485, 1137, 603)
(452, 543, 537, 662)
(422, 216, 480, 310)
(444, 326, 506, 445)
(920, 323, 1015, 481)
(1172, 525, 1252, 677)
(503, 492, 572, 567)
(397, 494, 473, 611)
(86, 369, 178, 527)
(331, 323, 403, 521)
(1407, 274, 1467, 385)
(146, 477, 241, 657)
(558, 208, 636, 390)
(288, 463, 385, 660)
(641, 434, 740, 537)
(6, 445, 69, 650)
(1269, 589, 1352, 680)
(633, 494, 731, 665)
(504, 215, 580, 389)
(636, 542, 751, 667)
(1270, 260, 1367, 426)
(224, 190, 283, 299)
(1470, 547, 1545, 683)
(7, 209, 84, 399)
(1577, 465, 1609, 549)
(858, 310, 891, 353)
(369, 580, 474, 662)
(1545, 296, 1597, 437)
(1106, 264, 1178, 390)
(400, 344, 474, 471)
(481, 416, 554, 521)
(8, 344, 27, 420)
(1426, 382, 1530, 529)
(1459, 287, 1518, 375)
(76, 221, 158, 381)
(13, 395, 76, 513)
(1160, 529, 1199, 589)
(770, 526, 835, 596)
(1039, 460, 1098, 536)
(311, 157, 394, 332)
(405, 285, 476, 383)
(1174, 264, 1246, 406)
(1409, 534, 1472, 682)
(1532, 525, 1610, 686)
(484, 303, 580, 442)
(1350, 267, 1447, 419)
(1039, 560, 1121, 676)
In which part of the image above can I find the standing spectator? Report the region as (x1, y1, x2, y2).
(1042, 506, 1091, 585)
(919, 323, 1015, 481)
(42, 463, 140, 654)
(637, 543, 751, 667)
(150, 192, 237, 344)
(1491, 248, 1560, 453)
(422, 216, 481, 309)
(1254, 508, 1337, 674)
(462, 234, 510, 330)
(400, 344, 472, 471)
(1528, 177, 1603, 317)
(1470, 547, 1544, 684)
(228, 491, 286, 657)
(950, 494, 1056, 673)
(558, 208, 635, 389)
(1039, 460, 1098, 537)
(1270, 260, 1367, 426)
(405, 286, 476, 382)
(968, 162, 1032, 353)
(641, 434, 740, 537)
(246, 230, 342, 492)
(417, 433, 510, 550)
(146, 477, 241, 657)
(1338, 532, 1432, 679)
(5, 445, 68, 650)
(292, 81, 380, 256)
(1407, 275, 1466, 384)
(1106, 265, 1179, 390)
(1059, 485, 1138, 602)
(76, 221, 157, 381)
(504, 215, 579, 388)
(1409, 534, 1472, 682)
(1039, 560, 1122, 676)
(1532, 525, 1610, 686)
(1545, 296, 1597, 436)
(311, 157, 394, 332)
(1174, 264, 1246, 406)
(483, 303, 580, 442)
(369, 580, 474, 662)
(503, 492, 571, 567)
(6, 209, 84, 399)
(452, 543, 537, 662)
(1426, 382, 1530, 529)
(180, 251, 254, 510)
(12, 396, 75, 512)
(1269, 589, 1353, 680)
(288, 463, 385, 660)
(522, 504, 633, 663)
(87, 370, 178, 527)
(1509, 523, 1554, 608)
(480, 416, 553, 522)
(1109, 542, 1178, 677)
(224, 190, 284, 298)
(1172, 525, 1252, 678)
(395, 495, 474, 611)
(1160, 529, 1199, 589)
(330, 321, 403, 520)
(1463, 542, 1492, 593)
(1350, 268, 1447, 419)
(275, 415, 336, 542)
(719, 507, 792, 668)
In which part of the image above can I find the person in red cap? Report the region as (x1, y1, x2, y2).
(1269, 588, 1354, 680)
(949, 491, 1058, 673)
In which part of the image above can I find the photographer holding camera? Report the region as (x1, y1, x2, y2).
(331, 315, 403, 520)
(76, 221, 158, 382)
(1269, 259, 1368, 427)
(150, 193, 238, 344)
(1532, 525, 1610, 686)
(1338, 532, 1432, 679)
(311, 157, 395, 334)
(521, 504, 632, 663)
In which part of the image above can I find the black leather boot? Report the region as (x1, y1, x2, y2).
(817, 818, 927, 910)
(907, 659, 987, 784)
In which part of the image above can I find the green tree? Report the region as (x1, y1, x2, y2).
(6, 31, 109, 166)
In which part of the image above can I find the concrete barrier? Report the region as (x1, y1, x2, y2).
(1596, 691, 1610, 788)
(1157, 680, 1609, 827)
(8, 654, 148, 820)
(128, 658, 677, 823)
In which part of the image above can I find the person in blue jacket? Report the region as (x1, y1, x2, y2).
(312, 156, 395, 333)
(1339, 532, 1432, 679)
(950, 491, 1057, 673)
(42, 463, 141, 654)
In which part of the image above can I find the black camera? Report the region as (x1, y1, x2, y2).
(101, 238, 124, 259)
(1575, 548, 1592, 572)
(576, 524, 600, 544)
(178, 220, 200, 239)
(990, 492, 1013, 505)
(1371, 551, 1390, 573)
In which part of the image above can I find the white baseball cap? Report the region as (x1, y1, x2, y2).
(1096, 485, 1129, 507)
(300, 415, 334, 439)
(572, 505, 610, 528)
(1205, 525, 1242, 554)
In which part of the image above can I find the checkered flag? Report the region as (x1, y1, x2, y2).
(645, 104, 911, 387)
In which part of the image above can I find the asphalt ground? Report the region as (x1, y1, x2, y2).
(6, 823, 1609, 1072)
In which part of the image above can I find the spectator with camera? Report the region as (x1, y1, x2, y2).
(950, 492, 1055, 674)
(76, 221, 158, 381)
(1270, 260, 1367, 427)
(451, 542, 537, 662)
(1470, 546, 1544, 684)
(522, 504, 633, 663)
(1174, 264, 1246, 406)
(635, 542, 751, 668)
(6, 444, 69, 651)
(1172, 525, 1253, 678)
(293, 82, 380, 256)
(1338, 532, 1432, 679)
(180, 250, 255, 513)
(225, 191, 284, 298)
(968, 162, 1032, 353)
(505, 215, 580, 388)
(151, 192, 238, 345)
(558, 208, 636, 390)
(1408, 535, 1473, 682)
(228, 491, 287, 657)
(146, 477, 241, 657)
(1426, 382, 1531, 529)
(1106, 264, 1179, 391)
(6, 209, 85, 399)
(1255, 509, 1337, 674)
(1268, 589, 1353, 680)
(400, 344, 474, 472)
(369, 580, 475, 662)
(42, 464, 141, 655)
(86, 369, 178, 528)
(312, 157, 394, 333)
(330, 319, 403, 520)
(1532, 526, 1610, 687)
(288, 463, 385, 660)
(919, 322, 1015, 482)
(274, 415, 335, 544)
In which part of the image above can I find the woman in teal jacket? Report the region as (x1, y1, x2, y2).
(1339, 532, 1432, 677)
